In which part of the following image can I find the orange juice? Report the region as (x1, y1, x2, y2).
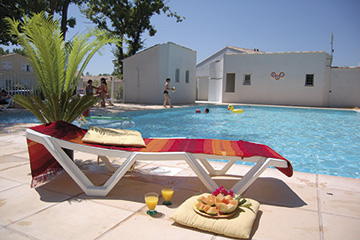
(161, 188, 174, 202)
(145, 196, 158, 210)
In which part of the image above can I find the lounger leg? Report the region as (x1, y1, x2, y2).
(198, 159, 237, 176)
(42, 138, 97, 194)
(94, 153, 138, 196)
(198, 159, 216, 175)
(43, 137, 138, 196)
(67, 152, 137, 196)
(98, 155, 118, 172)
(231, 157, 272, 195)
(185, 153, 219, 192)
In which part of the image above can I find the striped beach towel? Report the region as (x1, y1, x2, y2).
(27, 121, 293, 187)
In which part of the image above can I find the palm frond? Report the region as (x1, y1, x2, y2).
(6, 12, 118, 123)
(65, 28, 119, 92)
(64, 95, 100, 122)
(12, 95, 47, 123)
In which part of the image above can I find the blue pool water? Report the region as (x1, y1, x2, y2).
(1, 105, 359, 178)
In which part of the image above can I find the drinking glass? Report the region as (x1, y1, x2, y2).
(145, 192, 158, 215)
(161, 187, 174, 205)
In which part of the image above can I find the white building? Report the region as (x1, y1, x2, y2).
(122, 42, 196, 104)
(197, 47, 360, 107)
(196, 46, 261, 102)
(329, 66, 360, 107)
(223, 51, 332, 107)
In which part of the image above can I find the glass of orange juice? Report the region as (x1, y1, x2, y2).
(145, 192, 159, 215)
(161, 187, 174, 205)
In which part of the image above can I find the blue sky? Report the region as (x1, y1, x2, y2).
(6, 0, 360, 75)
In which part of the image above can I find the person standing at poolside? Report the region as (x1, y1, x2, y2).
(163, 78, 175, 108)
(99, 78, 114, 107)
(83, 80, 99, 116)
(85, 79, 99, 95)
(0, 89, 11, 104)
(100, 78, 107, 107)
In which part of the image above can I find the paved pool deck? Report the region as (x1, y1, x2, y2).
(0, 103, 359, 240)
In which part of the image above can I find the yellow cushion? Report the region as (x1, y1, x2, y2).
(82, 126, 146, 147)
(170, 194, 260, 239)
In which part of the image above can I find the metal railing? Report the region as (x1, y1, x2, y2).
(0, 72, 39, 97)
(0, 73, 124, 102)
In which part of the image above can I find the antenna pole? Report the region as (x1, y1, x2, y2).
(330, 32, 334, 66)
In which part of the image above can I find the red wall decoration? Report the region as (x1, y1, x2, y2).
(271, 72, 285, 80)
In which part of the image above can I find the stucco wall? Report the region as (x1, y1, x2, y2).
(222, 52, 331, 107)
(123, 46, 160, 103)
(196, 51, 225, 77)
(196, 76, 209, 100)
(0, 53, 37, 91)
(329, 67, 360, 107)
(0, 54, 33, 74)
(196, 48, 242, 77)
(123, 42, 196, 104)
(165, 43, 196, 104)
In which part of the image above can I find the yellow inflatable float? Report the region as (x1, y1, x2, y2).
(227, 104, 244, 113)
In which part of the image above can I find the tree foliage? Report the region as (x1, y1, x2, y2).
(12, 48, 27, 56)
(0, 47, 10, 55)
(80, 0, 184, 76)
(6, 12, 118, 123)
(0, 46, 29, 56)
(0, 0, 84, 46)
(0, 0, 45, 45)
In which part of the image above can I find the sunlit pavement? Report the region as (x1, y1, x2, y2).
(1, 103, 359, 240)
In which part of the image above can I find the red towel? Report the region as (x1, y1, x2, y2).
(27, 121, 293, 187)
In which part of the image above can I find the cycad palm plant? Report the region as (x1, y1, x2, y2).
(6, 12, 118, 123)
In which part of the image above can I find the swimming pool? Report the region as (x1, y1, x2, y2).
(1, 105, 359, 178)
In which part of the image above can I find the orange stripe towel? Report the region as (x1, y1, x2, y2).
(27, 121, 293, 187)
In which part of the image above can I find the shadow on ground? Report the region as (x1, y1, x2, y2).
(35, 169, 306, 209)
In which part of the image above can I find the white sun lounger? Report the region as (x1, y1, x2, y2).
(0, 99, 13, 111)
(26, 123, 292, 197)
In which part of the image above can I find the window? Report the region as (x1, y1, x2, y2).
(243, 74, 251, 85)
(2, 62, 12, 71)
(175, 68, 180, 82)
(225, 73, 235, 92)
(185, 70, 190, 83)
(305, 74, 314, 86)
(22, 63, 33, 72)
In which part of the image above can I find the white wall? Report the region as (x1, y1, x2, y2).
(196, 52, 224, 77)
(208, 79, 222, 102)
(160, 43, 196, 104)
(196, 47, 259, 103)
(208, 59, 223, 102)
(222, 52, 331, 107)
(197, 76, 209, 100)
(196, 48, 242, 77)
(123, 45, 160, 103)
(123, 42, 196, 104)
(329, 67, 360, 107)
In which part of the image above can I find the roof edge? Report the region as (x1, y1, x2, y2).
(122, 42, 196, 62)
(196, 46, 261, 67)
